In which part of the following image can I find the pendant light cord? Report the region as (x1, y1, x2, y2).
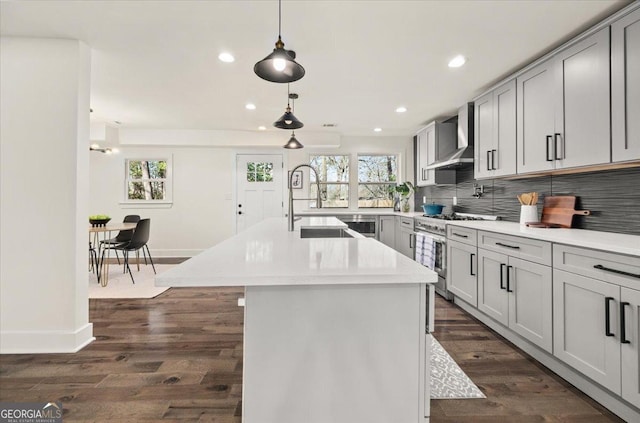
(278, 0, 282, 37)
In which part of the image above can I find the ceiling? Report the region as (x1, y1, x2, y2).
(0, 0, 631, 138)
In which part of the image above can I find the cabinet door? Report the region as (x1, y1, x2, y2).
(554, 28, 610, 169)
(493, 79, 517, 177)
(612, 7, 640, 162)
(415, 129, 428, 186)
(517, 60, 556, 174)
(423, 124, 436, 185)
(508, 257, 553, 353)
(474, 91, 494, 179)
(396, 227, 415, 259)
(553, 269, 621, 394)
(621, 286, 640, 408)
(477, 249, 508, 326)
(378, 216, 395, 248)
(447, 240, 478, 306)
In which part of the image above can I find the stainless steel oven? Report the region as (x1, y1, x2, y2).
(414, 218, 449, 299)
(337, 215, 376, 238)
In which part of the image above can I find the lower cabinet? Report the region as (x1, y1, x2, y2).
(447, 239, 477, 306)
(621, 286, 640, 407)
(478, 249, 553, 352)
(395, 216, 415, 259)
(378, 215, 395, 248)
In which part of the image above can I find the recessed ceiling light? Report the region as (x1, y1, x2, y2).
(395, 107, 407, 113)
(218, 52, 235, 63)
(258, 126, 266, 130)
(448, 55, 466, 68)
(245, 103, 256, 110)
(374, 128, 382, 132)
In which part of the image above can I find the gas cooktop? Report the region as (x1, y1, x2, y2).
(419, 212, 499, 221)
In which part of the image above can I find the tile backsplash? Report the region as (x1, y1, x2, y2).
(414, 166, 640, 236)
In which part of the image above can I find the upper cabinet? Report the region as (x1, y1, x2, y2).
(474, 79, 517, 179)
(612, 7, 640, 162)
(517, 28, 611, 174)
(415, 122, 456, 187)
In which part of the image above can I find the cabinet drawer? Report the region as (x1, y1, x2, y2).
(553, 244, 640, 288)
(399, 217, 414, 228)
(447, 226, 477, 246)
(478, 231, 551, 266)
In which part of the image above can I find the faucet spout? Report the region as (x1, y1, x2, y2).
(288, 164, 322, 231)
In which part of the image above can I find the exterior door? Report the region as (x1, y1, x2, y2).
(236, 154, 284, 233)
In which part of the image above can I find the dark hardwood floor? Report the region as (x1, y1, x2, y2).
(0, 286, 625, 422)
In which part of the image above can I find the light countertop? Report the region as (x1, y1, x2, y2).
(156, 217, 437, 288)
(297, 210, 424, 218)
(447, 220, 640, 257)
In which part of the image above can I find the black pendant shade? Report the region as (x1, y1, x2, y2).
(254, 38, 305, 83)
(283, 132, 304, 149)
(274, 105, 304, 129)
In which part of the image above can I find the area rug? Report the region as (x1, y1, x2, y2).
(88, 264, 175, 299)
(430, 337, 485, 399)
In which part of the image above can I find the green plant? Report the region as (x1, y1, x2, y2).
(395, 181, 414, 199)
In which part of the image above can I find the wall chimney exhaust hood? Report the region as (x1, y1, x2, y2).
(426, 103, 474, 169)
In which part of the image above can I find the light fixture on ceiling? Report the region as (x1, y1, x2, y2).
(218, 52, 235, 63)
(245, 103, 256, 110)
(258, 126, 267, 131)
(374, 128, 382, 132)
(254, 0, 305, 83)
(283, 131, 303, 149)
(395, 106, 407, 113)
(90, 144, 118, 154)
(448, 55, 466, 68)
(274, 85, 303, 130)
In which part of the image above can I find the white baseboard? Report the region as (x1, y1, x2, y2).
(0, 323, 95, 354)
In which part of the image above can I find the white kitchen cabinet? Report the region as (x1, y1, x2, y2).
(612, 7, 640, 162)
(517, 28, 610, 174)
(415, 122, 456, 187)
(395, 216, 415, 259)
(474, 79, 517, 179)
(553, 269, 622, 394)
(447, 239, 477, 306)
(621, 286, 640, 407)
(478, 248, 553, 352)
(378, 215, 395, 248)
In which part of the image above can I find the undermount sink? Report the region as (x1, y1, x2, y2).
(300, 228, 354, 238)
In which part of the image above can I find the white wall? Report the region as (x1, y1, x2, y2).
(1, 37, 93, 353)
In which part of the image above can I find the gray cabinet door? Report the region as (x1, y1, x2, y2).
(415, 128, 428, 186)
(554, 27, 610, 169)
(553, 269, 621, 394)
(612, 7, 640, 162)
(517, 60, 556, 174)
(474, 91, 494, 179)
(508, 257, 553, 353)
(493, 79, 517, 177)
(478, 249, 509, 326)
(396, 226, 415, 259)
(621, 286, 640, 409)
(424, 124, 436, 185)
(447, 240, 478, 306)
(378, 216, 395, 248)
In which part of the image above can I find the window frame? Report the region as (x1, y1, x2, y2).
(120, 155, 173, 207)
(356, 154, 398, 209)
(309, 154, 350, 209)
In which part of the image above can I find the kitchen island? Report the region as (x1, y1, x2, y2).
(156, 217, 438, 423)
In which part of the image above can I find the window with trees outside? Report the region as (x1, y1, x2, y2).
(124, 158, 172, 203)
(309, 155, 349, 208)
(358, 155, 397, 208)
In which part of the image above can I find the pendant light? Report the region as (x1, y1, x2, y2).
(254, 0, 305, 83)
(274, 86, 304, 130)
(283, 131, 304, 149)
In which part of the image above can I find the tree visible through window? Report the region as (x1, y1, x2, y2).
(126, 159, 167, 200)
(309, 155, 349, 208)
(358, 155, 397, 208)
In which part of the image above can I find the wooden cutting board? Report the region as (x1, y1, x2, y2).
(528, 196, 590, 228)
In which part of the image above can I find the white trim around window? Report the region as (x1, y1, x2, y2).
(119, 154, 173, 208)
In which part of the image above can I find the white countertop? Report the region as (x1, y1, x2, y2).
(156, 217, 437, 287)
(298, 210, 424, 218)
(447, 220, 640, 257)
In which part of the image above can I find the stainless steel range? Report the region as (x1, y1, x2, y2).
(414, 212, 498, 299)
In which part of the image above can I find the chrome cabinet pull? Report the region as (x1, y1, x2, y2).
(594, 264, 640, 279)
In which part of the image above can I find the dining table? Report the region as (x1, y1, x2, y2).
(89, 222, 137, 286)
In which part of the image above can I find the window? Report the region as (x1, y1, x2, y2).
(123, 157, 172, 205)
(357, 155, 397, 208)
(246, 162, 274, 182)
(309, 155, 349, 208)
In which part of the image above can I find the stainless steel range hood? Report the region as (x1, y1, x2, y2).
(426, 103, 474, 169)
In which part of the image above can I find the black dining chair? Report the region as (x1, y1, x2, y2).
(99, 214, 140, 264)
(102, 218, 155, 284)
(89, 242, 99, 276)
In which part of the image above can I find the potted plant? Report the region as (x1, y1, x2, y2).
(395, 181, 414, 212)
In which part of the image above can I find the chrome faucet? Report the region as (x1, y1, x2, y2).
(288, 164, 322, 231)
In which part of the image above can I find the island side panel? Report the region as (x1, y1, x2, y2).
(243, 283, 427, 423)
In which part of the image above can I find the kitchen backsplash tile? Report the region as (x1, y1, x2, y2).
(415, 166, 640, 236)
